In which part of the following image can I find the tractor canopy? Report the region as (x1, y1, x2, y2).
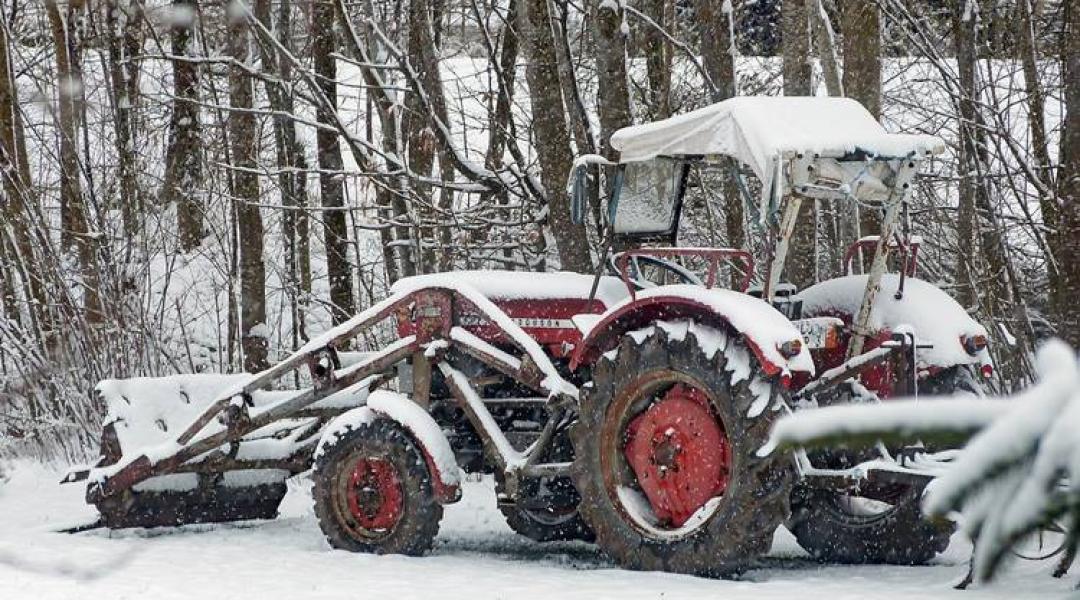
(573, 97, 945, 239)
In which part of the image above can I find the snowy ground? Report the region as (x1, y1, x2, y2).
(0, 461, 1071, 600)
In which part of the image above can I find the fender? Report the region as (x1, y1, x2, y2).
(569, 287, 814, 380)
(317, 390, 463, 504)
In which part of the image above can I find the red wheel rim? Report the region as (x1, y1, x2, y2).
(345, 457, 404, 531)
(623, 383, 731, 528)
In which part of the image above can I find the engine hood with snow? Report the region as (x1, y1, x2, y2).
(798, 274, 991, 370)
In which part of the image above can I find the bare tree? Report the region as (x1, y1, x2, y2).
(45, 0, 99, 322)
(105, 0, 142, 239)
(313, 0, 357, 321)
(226, 8, 268, 372)
(162, 0, 205, 252)
(1052, 0, 1080, 346)
(520, 0, 590, 271)
(782, 0, 816, 290)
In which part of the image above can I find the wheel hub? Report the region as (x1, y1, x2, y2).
(346, 457, 403, 531)
(624, 383, 730, 527)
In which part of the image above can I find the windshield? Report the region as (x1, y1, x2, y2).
(610, 160, 682, 236)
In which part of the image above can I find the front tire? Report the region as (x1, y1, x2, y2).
(496, 432, 594, 542)
(787, 482, 952, 564)
(312, 419, 442, 555)
(571, 324, 793, 577)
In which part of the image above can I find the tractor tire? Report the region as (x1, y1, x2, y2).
(312, 419, 442, 555)
(496, 432, 594, 543)
(571, 325, 793, 577)
(497, 483, 595, 543)
(787, 482, 953, 565)
(920, 365, 984, 398)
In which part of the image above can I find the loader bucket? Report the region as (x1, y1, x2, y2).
(86, 374, 355, 528)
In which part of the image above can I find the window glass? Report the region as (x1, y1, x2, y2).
(611, 160, 680, 235)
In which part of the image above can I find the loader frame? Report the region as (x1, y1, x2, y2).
(76, 287, 583, 511)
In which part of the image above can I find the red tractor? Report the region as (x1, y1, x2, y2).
(67, 97, 991, 577)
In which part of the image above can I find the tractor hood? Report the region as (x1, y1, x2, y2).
(799, 275, 991, 370)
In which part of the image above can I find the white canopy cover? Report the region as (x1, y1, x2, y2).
(609, 96, 945, 202)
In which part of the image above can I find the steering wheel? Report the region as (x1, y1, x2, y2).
(608, 252, 704, 289)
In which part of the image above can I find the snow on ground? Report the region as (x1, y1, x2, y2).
(0, 461, 1071, 600)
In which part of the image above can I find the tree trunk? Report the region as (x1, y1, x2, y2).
(643, 0, 672, 119)
(839, 0, 882, 239)
(0, 10, 50, 336)
(696, 0, 744, 279)
(45, 0, 99, 322)
(520, 0, 591, 271)
(593, 0, 633, 158)
(1052, 0, 1080, 346)
(105, 0, 141, 239)
(809, 0, 842, 97)
(227, 10, 268, 372)
(162, 0, 204, 252)
(952, 0, 980, 310)
(405, 0, 452, 272)
(782, 0, 816, 290)
(255, 0, 310, 344)
(480, 0, 520, 263)
(313, 0, 357, 321)
(1017, 0, 1058, 284)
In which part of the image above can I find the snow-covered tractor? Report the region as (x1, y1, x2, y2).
(66, 97, 991, 576)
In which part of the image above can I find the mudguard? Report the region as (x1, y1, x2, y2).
(316, 390, 463, 504)
(569, 285, 814, 380)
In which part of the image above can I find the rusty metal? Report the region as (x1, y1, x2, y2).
(411, 351, 433, 410)
(174, 294, 416, 446)
(90, 337, 419, 503)
(615, 248, 755, 293)
(450, 337, 548, 396)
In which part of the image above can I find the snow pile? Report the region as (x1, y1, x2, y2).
(764, 339, 1080, 584)
(392, 270, 631, 309)
(90, 373, 370, 488)
(799, 274, 990, 369)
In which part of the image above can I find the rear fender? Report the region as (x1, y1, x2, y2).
(568, 294, 809, 380)
(317, 391, 463, 504)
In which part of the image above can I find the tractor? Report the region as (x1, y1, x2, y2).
(65, 97, 991, 577)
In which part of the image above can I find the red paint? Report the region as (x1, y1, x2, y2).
(420, 447, 461, 504)
(346, 457, 404, 531)
(624, 384, 730, 528)
(615, 248, 755, 293)
(396, 295, 608, 358)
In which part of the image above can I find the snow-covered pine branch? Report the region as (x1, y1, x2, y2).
(764, 339, 1080, 583)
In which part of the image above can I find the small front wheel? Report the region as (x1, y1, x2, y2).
(787, 482, 953, 564)
(312, 419, 442, 555)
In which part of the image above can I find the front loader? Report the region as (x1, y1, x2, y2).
(67, 97, 991, 576)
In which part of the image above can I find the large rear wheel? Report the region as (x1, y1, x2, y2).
(571, 324, 793, 577)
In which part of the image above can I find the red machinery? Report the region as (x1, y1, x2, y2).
(67, 97, 992, 576)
